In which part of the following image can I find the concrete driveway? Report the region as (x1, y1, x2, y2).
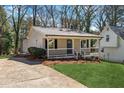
(0, 57, 86, 88)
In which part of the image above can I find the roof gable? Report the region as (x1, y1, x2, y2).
(110, 26, 124, 40)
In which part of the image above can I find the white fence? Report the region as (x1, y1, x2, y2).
(80, 47, 99, 58)
(47, 47, 99, 59)
(47, 48, 78, 59)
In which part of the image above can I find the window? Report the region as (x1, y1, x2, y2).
(101, 48, 104, 52)
(55, 39, 57, 49)
(91, 39, 97, 47)
(45, 39, 47, 49)
(49, 39, 55, 49)
(81, 40, 87, 48)
(106, 35, 110, 42)
(48, 39, 57, 49)
(87, 40, 89, 48)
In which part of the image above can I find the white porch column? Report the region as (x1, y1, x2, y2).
(72, 39, 74, 55)
(98, 39, 101, 58)
(80, 39, 81, 54)
(88, 39, 91, 53)
(88, 39, 91, 48)
(47, 38, 49, 59)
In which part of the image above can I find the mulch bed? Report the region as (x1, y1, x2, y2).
(25, 55, 101, 66)
(42, 59, 101, 66)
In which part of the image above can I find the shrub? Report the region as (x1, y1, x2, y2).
(28, 47, 47, 59)
(0, 31, 13, 55)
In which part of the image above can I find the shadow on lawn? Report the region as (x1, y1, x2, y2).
(8, 56, 42, 65)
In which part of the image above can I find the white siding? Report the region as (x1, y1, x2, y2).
(23, 39, 28, 53)
(22, 28, 45, 53)
(100, 26, 124, 62)
(100, 27, 118, 48)
(101, 37, 124, 62)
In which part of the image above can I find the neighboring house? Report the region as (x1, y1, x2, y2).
(23, 26, 101, 59)
(100, 25, 124, 62)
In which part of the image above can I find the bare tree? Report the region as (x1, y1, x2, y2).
(95, 6, 107, 32)
(44, 5, 59, 27)
(82, 5, 98, 33)
(12, 5, 29, 54)
(59, 5, 75, 28)
(37, 5, 59, 27)
(105, 5, 124, 26)
(32, 5, 37, 26)
(37, 6, 50, 27)
(72, 5, 85, 30)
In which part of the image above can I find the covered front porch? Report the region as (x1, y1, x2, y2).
(44, 36, 100, 59)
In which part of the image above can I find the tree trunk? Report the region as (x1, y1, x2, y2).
(14, 32, 19, 54)
(20, 38, 23, 53)
(33, 6, 37, 26)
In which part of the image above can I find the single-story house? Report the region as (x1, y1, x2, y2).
(23, 26, 101, 59)
(100, 25, 124, 62)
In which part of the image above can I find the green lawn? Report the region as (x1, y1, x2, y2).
(0, 55, 10, 59)
(53, 62, 124, 88)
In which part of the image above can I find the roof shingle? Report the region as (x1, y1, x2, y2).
(110, 26, 124, 40)
(32, 26, 100, 38)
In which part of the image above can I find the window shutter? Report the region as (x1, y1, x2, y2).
(81, 40, 83, 48)
(91, 40, 93, 47)
(55, 39, 57, 49)
(45, 39, 47, 49)
(87, 40, 89, 48)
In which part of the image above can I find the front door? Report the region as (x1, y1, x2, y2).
(67, 39, 72, 54)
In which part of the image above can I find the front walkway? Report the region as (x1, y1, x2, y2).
(0, 57, 86, 88)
